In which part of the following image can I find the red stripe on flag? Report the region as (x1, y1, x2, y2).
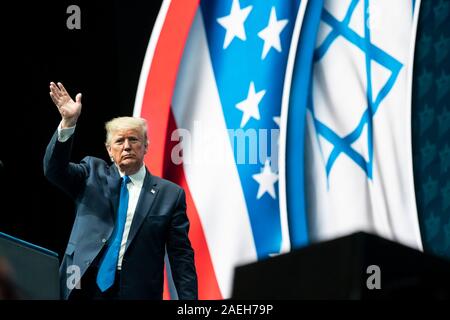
(138, 0, 221, 299)
(163, 268, 170, 299)
(163, 110, 223, 300)
(139, 0, 199, 299)
(140, 0, 200, 177)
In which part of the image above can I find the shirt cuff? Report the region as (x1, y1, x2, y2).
(57, 122, 76, 142)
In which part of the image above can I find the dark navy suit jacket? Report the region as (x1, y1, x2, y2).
(44, 130, 197, 300)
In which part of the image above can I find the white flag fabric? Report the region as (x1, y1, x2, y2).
(305, 0, 423, 250)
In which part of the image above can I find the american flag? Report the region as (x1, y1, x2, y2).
(133, 0, 314, 299)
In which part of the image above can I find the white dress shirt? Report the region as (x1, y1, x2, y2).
(116, 165, 146, 269)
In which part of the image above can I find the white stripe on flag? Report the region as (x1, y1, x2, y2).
(279, 0, 309, 254)
(171, 10, 258, 298)
(133, 0, 171, 117)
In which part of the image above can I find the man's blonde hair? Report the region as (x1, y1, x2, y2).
(105, 117, 148, 146)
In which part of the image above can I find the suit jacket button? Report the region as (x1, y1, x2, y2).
(102, 238, 107, 243)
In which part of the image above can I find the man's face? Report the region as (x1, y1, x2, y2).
(106, 128, 148, 175)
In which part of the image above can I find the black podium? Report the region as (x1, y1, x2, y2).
(0, 232, 60, 299)
(232, 232, 450, 299)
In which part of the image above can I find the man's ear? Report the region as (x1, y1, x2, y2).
(144, 140, 149, 154)
(105, 144, 112, 157)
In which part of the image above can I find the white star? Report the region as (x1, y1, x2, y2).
(273, 116, 280, 126)
(252, 160, 279, 199)
(217, 0, 253, 49)
(257, 7, 289, 59)
(235, 81, 266, 128)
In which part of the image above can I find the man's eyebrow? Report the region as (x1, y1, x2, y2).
(114, 135, 139, 140)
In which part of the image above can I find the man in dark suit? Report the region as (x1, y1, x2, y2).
(44, 82, 197, 300)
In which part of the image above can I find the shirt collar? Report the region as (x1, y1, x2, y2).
(118, 164, 146, 187)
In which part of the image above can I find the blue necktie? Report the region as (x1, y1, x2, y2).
(96, 175, 131, 292)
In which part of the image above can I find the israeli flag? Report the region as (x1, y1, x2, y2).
(305, 0, 423, 250)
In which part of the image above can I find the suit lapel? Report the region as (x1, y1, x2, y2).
(106, 164, 121, 221)
(125, 169, 158, 252)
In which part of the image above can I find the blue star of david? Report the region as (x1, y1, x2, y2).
(309, 0, 403, 180)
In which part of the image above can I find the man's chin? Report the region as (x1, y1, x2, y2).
(118, 160, 139, 174)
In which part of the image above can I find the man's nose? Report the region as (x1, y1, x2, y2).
(123, 139, 131, 150)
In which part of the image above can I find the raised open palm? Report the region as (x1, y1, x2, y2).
(49, 82, 82, 127)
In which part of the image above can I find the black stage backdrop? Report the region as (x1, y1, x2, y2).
(0, 0, 449, 264)
(0, 0, 163, 258)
